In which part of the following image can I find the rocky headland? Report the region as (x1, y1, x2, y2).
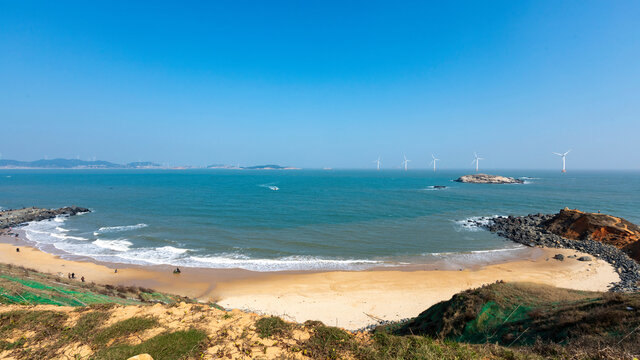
(543, 208, 640, 261)
(0, 206, 90, 228)
(467, 208, 640, 292)
(454, 174, 524, 184)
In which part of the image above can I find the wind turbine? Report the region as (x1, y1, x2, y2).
(373, 156, 381, 170)
(471, 152, 484, 172)
(429, 154, 440, 172)
(553, 150, 571, 173)
(401, 154, 411, 171)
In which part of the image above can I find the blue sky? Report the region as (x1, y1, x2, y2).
(1, 1, 639, 169)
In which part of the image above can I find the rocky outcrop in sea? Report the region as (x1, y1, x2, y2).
(0, 206, 90, 229)
(467, 211, 640, 292)
(454, 174, 524, 184)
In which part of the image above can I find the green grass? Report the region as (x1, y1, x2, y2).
(92, 329, 207, 360)
(303, 325, 352, 359)
(65, 311, 110, 342)
(92, 316, 159, 346)
(352, 332, 545, 360)
(0, 310, 68, 341)
(255, 316, 291, 338)
(0, 337, 26, 350)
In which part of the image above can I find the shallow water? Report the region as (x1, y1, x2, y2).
(1, 169, 638, 271)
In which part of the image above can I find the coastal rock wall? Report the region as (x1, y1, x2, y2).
(475, 211, 640, 292)
(0, 206, 90, 228)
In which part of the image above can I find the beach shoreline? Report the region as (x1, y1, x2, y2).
(0, 228, 620, 330)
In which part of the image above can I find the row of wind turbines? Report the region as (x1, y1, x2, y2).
(374, 150, 572, 172)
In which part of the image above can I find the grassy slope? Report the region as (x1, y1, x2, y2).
(0, 264, 638, 359)
(0, 263, 190, 307)
(395, 281, 640, 358)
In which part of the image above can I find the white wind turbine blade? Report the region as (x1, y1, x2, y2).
(553, 152, 563, 156)
(564, 150, 571, 156)
(429, 160, 434, 166)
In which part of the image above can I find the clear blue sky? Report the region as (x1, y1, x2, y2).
(1, 1, 639, 169)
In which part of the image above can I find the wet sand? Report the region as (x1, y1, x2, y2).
(0, 231, 620, 329)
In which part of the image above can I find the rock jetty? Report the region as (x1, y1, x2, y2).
(0, 206, 90, 228)
(467, 210, 640, 292)
(454, 174, 523, 184)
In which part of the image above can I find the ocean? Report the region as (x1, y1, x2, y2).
(1, 169, 638, 271)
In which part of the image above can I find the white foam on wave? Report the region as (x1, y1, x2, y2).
(23, 216, 72, 245)
(428, 246, 525, 257)
(93, 239, 133, 252)
(454, 215, 501, 232)
(188, 255, 381, 271)
(421, 245, 528, 270)
(19, 214, 526, 272)
(422, 186, 448, 191)
(94, 223, 148, 235)
(51, 233, 88, 241)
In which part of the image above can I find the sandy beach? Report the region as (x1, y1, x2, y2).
(0, 230, 620, 330)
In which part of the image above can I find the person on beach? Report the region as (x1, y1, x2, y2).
(114, 269, 118, 273)
(67, 273, 71, 279)
(81, 276, 85, 282)
(173, 267, 181, 274)
(71, 272, 75, 279)
(15, 247, 19, 252)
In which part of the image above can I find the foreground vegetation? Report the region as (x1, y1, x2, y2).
(0, 264, 639, 359)
(0, 263, 190, 306)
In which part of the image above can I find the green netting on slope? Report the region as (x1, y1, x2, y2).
(0, 288, 70, 305)
(457, 301, 534, 343)
(2, 275, 78, 293)
(0, 276, 140, 306)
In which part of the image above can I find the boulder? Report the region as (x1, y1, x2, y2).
(553, 254, 565, 261)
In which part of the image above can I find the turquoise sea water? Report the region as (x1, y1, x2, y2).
(0, 170, 638, 271)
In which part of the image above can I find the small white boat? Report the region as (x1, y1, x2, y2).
(268, 186, 279, 191)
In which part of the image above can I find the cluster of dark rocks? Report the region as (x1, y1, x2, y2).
(467, 213, 640, 292)
(0, 206, 90, 229)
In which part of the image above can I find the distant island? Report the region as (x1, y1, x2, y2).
(0, 158, 299, 170)
(0, 158, 163, 169)
(455, 174, 524, 184)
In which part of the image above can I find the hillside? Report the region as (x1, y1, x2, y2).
(395, 281, 640, 358)
(1, 263, 638, 359)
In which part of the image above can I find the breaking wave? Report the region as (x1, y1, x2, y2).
(93, 223, 148, 235)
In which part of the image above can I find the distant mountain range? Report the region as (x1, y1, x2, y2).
(0, 159, 299, 170)
(0, 159, 162, 169)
